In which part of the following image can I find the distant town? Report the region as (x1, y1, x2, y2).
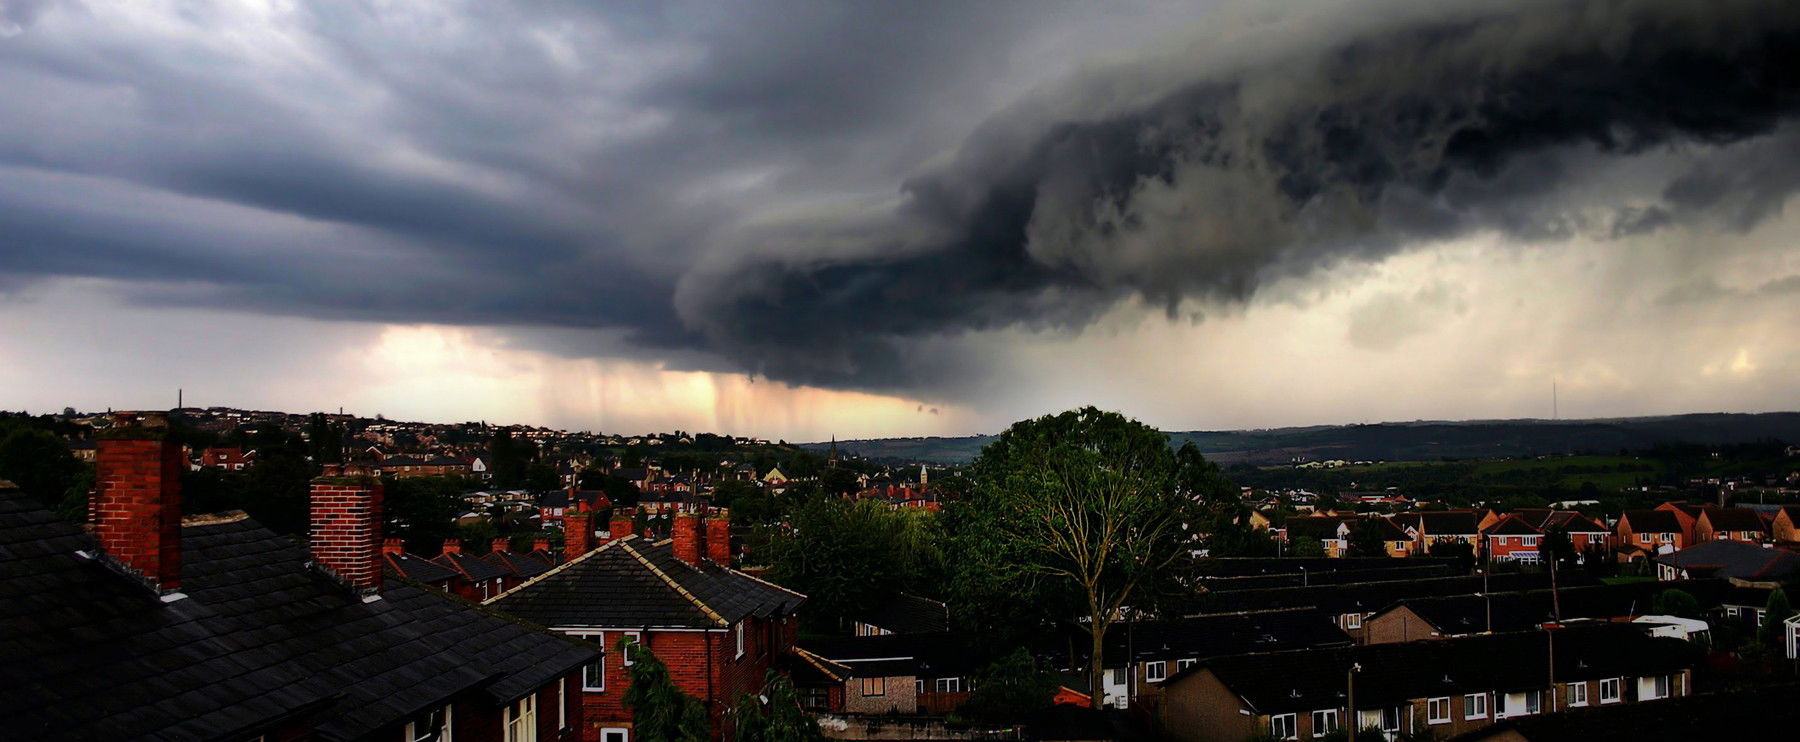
(2, 404, 1798, 740)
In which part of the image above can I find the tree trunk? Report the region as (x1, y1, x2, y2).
(1089, 622, 1107, 710)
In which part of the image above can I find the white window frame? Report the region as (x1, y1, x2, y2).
(503, 694, 536, 742)
(1310, 709, 1339, 738)
(1463, 693, 1487, 720)
(1269, 712, 1298, 741)
(1524, 690, 1542, 715)
(1599, 677, 1621, 704)
(621, 631, 640, 666)
(1176, 658, 1196, 672)
(572, 632, 605, 692)
(558, 676, 568, 730)
(934, 677, 962, 693)
(405, 704, 453, 742)
(734, 621, 746, 660)
(1380, 707, 1402, 732)
(1145, 661, 1167, 682)
(1344, 613, 1363, 630)
(1645, 674, 1671, 700)
(1427, 697, 1450, 724)
(1567, 682, 1587, 707)
(601, 729, 629, 742)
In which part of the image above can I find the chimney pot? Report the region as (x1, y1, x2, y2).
(491, 537, 509, 554)
(533, 538, 550, 553)
(382, 538, 405, 555)
(442, 539, 461, 555)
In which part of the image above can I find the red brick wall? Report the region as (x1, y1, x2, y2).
(308, 479, 384, 592)
(569, 614, 799, 741)
(95, 433, 183, 590)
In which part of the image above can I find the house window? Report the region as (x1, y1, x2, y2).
(621, 631, 640, 666)
(1645, 675, 1671, 700)
(405, 704, 453, 742)
(601, 730, 629, 742)
(503, 694, 536, 742)
(802, 686, 831, 711)
(1109, 667, 1127, 685)
(734, 622, 746, 660)
(1344, 613, 1363, 630)
(1145, 661, 1167, 682)
(862, 677, 886, 697)
(572, 633, 606, 692)
(1380, 707, 1402, 732)
(1269, 713, 1298, 740)
(935, 677, 962, 693)
(1310, 709, 1339, 738)
(1600, 678, 1621, 703)
(1523, 536, 1539, 546)
(1177, 658, 1197, 672)
(1427, 697, 1450, 724)
(915, 679, 925, 695)
(1524, 691, 1542, 715)
(1464, 693, 1487, 719)
(1567, 682, 1587, 707)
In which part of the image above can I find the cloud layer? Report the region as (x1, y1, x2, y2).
(1, 0, 1797, 432)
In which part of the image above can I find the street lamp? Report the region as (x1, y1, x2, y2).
(1347, 661, 1362, 740)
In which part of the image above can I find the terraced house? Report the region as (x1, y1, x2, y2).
(486, 510, 805, 742)
(0, 413, 597, 741)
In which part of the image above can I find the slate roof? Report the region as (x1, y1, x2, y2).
(384, 550, 461, 583)
(1698, 507, 1766, 533)
(0, 488, 596, 742)
(1186, 572, 1591, 616)
(849, 592, 950, 635)
(1197, 557, 1462, 577)
(1653, 540, 1800, 581)
(797, 632, 984, 679)
(1081, 608, 1352, 665)
(1198, 564, 1456, 591)
(435, 550, 512, 582)
(1449, 684, 1800, 741)
(1376, 579, 1733, 636)
(1175, 624, 1702, 714)
(1415, 510, 1482, 535)
(1485, 516, 1543, 536)
(486, 534, 804, 629)
(485, 549, 554, 580)
(1622, 510, 1682, 534)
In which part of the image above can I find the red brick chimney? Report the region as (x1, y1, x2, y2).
(491, 537, 509, 554)
(442, 539, 462, 555)
(94, 411, 183, 594)
(382, 538, 406, 555)
(608, 512, 634, 544)
(533, 538, 550, 553)
(565, 511, 592, 560)
(309, 469, 384, 595)
(706, 510, 731, 565)
(673, 512, 702, 566)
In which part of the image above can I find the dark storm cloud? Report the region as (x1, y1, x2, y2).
(676, 0, 1800, 391)
(1, 0, 1797, 398)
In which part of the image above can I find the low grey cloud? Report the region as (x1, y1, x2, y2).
(1, 0, 1797, 404)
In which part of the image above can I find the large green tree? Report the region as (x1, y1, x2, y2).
(1759, 588, 1792, 650)
(954, 647, 1060, 725)
(957, 407, 1210, 699)
(765, 497, 943, 631)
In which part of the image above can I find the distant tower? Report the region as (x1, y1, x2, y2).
(827, 436, 839, 468)
(920, 464, 929, 486)
(177, 388, 183, 410)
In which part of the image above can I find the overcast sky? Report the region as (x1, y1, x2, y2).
(2, 0, 1797, 440)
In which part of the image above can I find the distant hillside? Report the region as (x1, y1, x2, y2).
(804, 412, 1800, 465)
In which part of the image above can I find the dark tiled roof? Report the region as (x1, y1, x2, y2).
(385, 551, 460, 583)
(797, 632, 984, 679)
(1181, 624, 1702, 713)
(435, 551, 512, 582)
(1485, 516, 1543, 536)
(1622, 510, 1682, 533)
(1187, 572, 1594, 616)
(485, 550, 554, 580)
(1415, 510, 1481, 535)
(1086, 608, 1351, 665)
(1284, 516, 1351, 540)
(1198, 557, 1462, 577)
(1699, 507, 1766, 532)
(1199, 564, 1456, 591)
(850, 593, 950, 635)
(0, 489, 596, 742)
(380, 456, 426, 466)
(1450, 684, 1800, 741)
(1653, 540, 1800, 581)
(486, 535, 803, 628)
(1381, 579, 1732, 635)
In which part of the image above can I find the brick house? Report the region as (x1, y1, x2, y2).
(1155, 625, 1701, 742)
(1482, 516, 1545, 564)
(1655, 502, 1704, 545)
(1693, 507, 1768, 544)
(1616, 510, 1685, 560)
(198, 445, 252, 470)
(1771, 505, 1800, 543)
(0, 412, 597, 741)
(792, 633, 983, 716)
(1189, 572, 1590, 642)
(1072, 608, 1352, 710)
(1361, 579, 1732, 643)
(486, 510, 805, 742)
(1652, 540, 1800, 582)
